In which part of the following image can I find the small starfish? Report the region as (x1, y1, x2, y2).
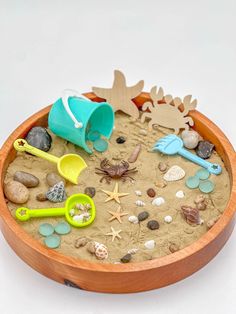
(107, 206, 128, 223)
(106, 227, 122, 242)
(102, 182, 129, 204)
(92, 70, 144, 119)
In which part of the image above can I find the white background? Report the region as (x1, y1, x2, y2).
(0, 1, 236, 313)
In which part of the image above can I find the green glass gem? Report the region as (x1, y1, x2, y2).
(93, 138, 108, 152)
(54, 221, 71, 235)
(39, 223, 54, 237)
(199, 180, 215, 193)
(44, 234, 61, 249)
(87, 130, 100, 142)
(186, 176, 200, 189)
(195, 168, 210, 180)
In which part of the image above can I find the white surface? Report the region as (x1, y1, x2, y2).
(0, 1, 236, 313)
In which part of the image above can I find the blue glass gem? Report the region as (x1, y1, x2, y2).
(44, 234, 61, 249)
(185, 176, 200, 189)
(195, 168, 210, 180)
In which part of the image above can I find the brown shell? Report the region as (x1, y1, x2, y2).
(181, 206, 201, 225)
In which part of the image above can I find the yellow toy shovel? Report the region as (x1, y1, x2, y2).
(15, 194, 96, 228)
(14, 139, 87, 185)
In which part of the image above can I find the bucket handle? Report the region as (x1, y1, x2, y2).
(62, 89, 92, 129)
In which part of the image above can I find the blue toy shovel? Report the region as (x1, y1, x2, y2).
(153, 134, 222, 175)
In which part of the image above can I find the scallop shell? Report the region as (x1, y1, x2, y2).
(95, 243, 108, 260)
(135, 200, 145, 206)
(163, 166, 185, 182)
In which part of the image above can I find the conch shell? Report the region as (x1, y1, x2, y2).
(181, 205, 203, 225)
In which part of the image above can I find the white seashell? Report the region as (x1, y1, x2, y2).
(95, 243, 108, 260)
(164, 215, 173, 223)
(69, 208, 75, 216)
(144, 240, 155, 250)
(176, 190, 185, 198)
(152, 197, 165, 206)
(135, 200, 145, 206)
(163, 165, 185, 182)
(128, 215, 139, 224)
(139, 129, 148, 136)
(135, 190, 142, 196)
(181, 130, 200, 149)
(128, 248, 139, 255)
(73, 215, 84, 223)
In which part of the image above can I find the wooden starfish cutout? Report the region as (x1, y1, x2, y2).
(92, 70, 144, 119)
(102, 182, 129, 204)
(107, 206, 128, 223)
(106, 227, 122, 242)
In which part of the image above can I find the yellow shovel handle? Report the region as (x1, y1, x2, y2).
(14, 139, 59, 164)
(16, 207, 66, 221)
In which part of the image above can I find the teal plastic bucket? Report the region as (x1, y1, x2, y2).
(48, 96, 114, 154)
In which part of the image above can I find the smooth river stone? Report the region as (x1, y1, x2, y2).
(46, 172, 65, 187)
(14, 171, 39, 188)
(25, 126, 52, 152)
(4, 181, 29, 204)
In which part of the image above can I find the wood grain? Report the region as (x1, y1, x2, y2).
(0, 94, 235, 293)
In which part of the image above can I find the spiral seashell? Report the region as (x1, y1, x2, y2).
(127, 248, 139, 255)
(181, 205, 202, 225)
(135, 190, 142, 196)
(135, 200, 145, 206)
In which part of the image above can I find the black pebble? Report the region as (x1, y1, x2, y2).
(195, 140, 214, 159)
(26, 127, 52, 152)
(120, 253, 132, 263)
(116, 136, 126, 144)
(138, 211, 149, 222)
(147, 220, 160, 230)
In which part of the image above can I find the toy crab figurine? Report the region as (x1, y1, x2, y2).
(140, 86, 197, 134)
(95, 158, 138, 183)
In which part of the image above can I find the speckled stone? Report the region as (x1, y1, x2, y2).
(25, 126, 52, 152)
(195, 140, 214, 159)
(138, 211, 149, 222)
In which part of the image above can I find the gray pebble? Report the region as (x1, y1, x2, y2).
(195, 141, 214, 159)
(26, 126, 52, 152)
(138, 211, 149, 222)
(14, 171, 39, 188)
(120, 253, 132, 263)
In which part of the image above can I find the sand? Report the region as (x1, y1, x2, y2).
(5, 112, 230, 263)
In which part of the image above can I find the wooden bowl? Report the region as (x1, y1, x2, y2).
(0, 92, 235, 293)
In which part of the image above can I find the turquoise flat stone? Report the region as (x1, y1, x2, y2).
(54, 221, 71, 235)
(39, 223, 54, 237)
(93, 138, 108, 152)
(185, 176, 200, 189)
(195, 168, 210, 180)
(44, 234, 61, 249)
(199, 180, 215, 193)
(87, 130, 100, 142)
